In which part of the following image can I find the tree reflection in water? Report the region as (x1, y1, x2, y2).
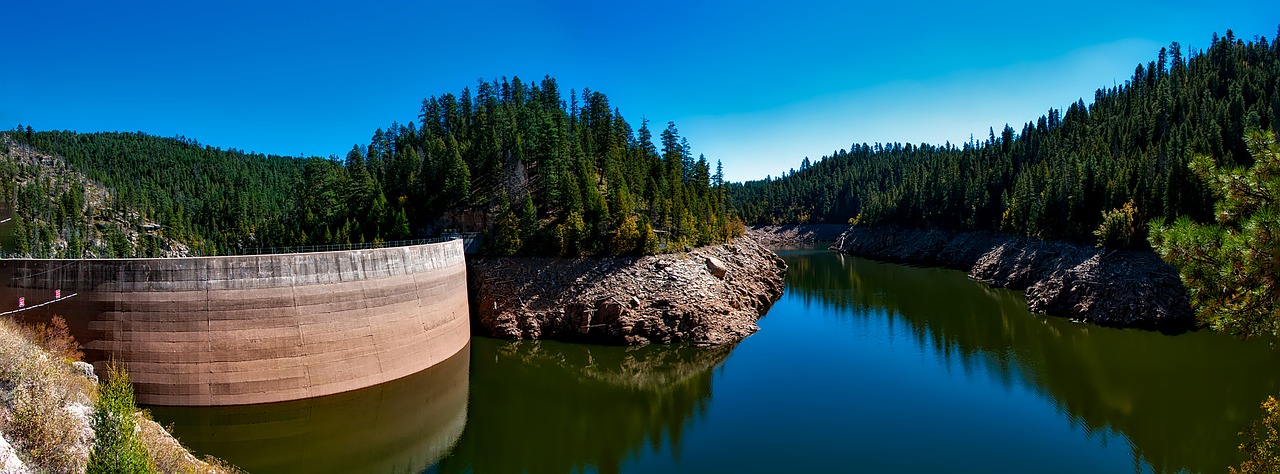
(782, 247, 1280, 474)
(433, 338, 732, 474)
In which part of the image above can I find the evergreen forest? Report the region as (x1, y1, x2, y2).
(730, 31, 1280, 248)
(1, 77, 740, 257)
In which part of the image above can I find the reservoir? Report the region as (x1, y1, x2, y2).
(151, 245, 1280, 473)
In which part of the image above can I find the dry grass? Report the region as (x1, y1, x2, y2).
(136, 413, 244, 474)
(1, 318, 240, 474)
(2, 320, 241, 474)
(0, 318, 96, 473)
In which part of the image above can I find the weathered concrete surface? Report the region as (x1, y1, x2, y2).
(0, 240, 470, 406)
(148, 343, 469, 474)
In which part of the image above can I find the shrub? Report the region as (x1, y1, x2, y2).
(611, 214, 640, 256)
(29, 315, 83, 361)
(638, 216, 659, 255)
(1231, 395, 1280, 474)
(87, 363, 153, 474)
(0, 320, 94, 473)
(1093, 200, 1144, 249)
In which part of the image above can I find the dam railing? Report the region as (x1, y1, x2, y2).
(238, 236, 459, 257)
(0, 236, 466, 259)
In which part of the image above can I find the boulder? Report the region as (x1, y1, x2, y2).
(0, 433, 28, 474)
(71, 361, 97, 384)
(705, 256, 728, 279)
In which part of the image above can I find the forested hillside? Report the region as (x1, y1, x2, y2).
(730, 30, 1280, 247)
(3, 128, 313, 256)
(3, 76, 739, 257)
(345, 76, 741, 256)
(0, 135, 193, 258)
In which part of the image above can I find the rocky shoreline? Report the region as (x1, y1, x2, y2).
(468, 236, 787, 345)
(746, 224, 848, 246)
(832, 225, 1195, 331)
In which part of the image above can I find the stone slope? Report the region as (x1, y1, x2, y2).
(832, 225, 1194, 331)
(469, 236, 787, 345)
(746, 224, 849, 246)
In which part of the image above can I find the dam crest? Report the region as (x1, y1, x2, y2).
(0, 239, 470, 406)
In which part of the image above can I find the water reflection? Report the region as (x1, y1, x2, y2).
(148, 344, 470, 474)
(782, 247, 1280, 473)
(431, 338, 732, 474)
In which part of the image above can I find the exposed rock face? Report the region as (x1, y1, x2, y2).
(0, 434, 28, 474)
(70, 361, 97, 384)
(747, 224, 849, 246)
(832, 225, 1194, 331)
(469, 237, 787, 345)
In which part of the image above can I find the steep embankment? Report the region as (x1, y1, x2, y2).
(469, 236, 787, 345)
(1, 136, 189, 258)
(832, 226, 1193, 331)
(746, 224, 848, 246)
(0, 320, 234, 473)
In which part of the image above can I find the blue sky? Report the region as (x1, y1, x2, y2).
(4, 1, 1277, 182)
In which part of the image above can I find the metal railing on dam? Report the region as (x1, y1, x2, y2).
(231, 237, 459, 257)
(0, 239, 471, 406)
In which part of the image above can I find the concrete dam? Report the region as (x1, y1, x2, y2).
(0, 239, 470, 406)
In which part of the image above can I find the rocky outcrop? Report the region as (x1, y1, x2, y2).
(468, 237, 787, 345)
(747, 224, 849, 246)
(71, 362, 97, 384)
(0, 434, 27, 474)
(832, 225, 1194, 331)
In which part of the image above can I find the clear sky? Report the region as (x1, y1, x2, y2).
(4, 1, 1277, 182)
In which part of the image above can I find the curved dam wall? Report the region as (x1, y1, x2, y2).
(0, 239, 470, 406)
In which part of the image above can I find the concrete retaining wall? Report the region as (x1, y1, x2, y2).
(0, 239, 470, 406)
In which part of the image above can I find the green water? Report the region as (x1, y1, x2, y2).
(151, 245, 1280, 473)
(148, 344, 470, 473)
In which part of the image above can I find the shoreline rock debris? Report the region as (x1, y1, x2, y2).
(746, 224, 848, 246)
(831, 225, 1194, 332)
(469, 236, 787, 345)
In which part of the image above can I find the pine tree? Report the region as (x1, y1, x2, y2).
(1150, 130, 1280, 337)
(390, 208, 411, 240)
(441, 137, 471, 208)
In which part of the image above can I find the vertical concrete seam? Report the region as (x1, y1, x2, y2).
(291, 254, 311, 398)
(361, 253, 387, 385)
(204, 258, 213, 404)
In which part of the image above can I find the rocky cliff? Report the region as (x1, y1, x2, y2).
(746, 224, 849, 246)
(832, 226, 1194, 331)
(468, 237, 787, 345)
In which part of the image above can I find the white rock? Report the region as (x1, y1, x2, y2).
(65, 402, 95, 460)
(71, 361, 97, 383)
(0, 433, 30, 474)
(704, 256, 728, 279)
